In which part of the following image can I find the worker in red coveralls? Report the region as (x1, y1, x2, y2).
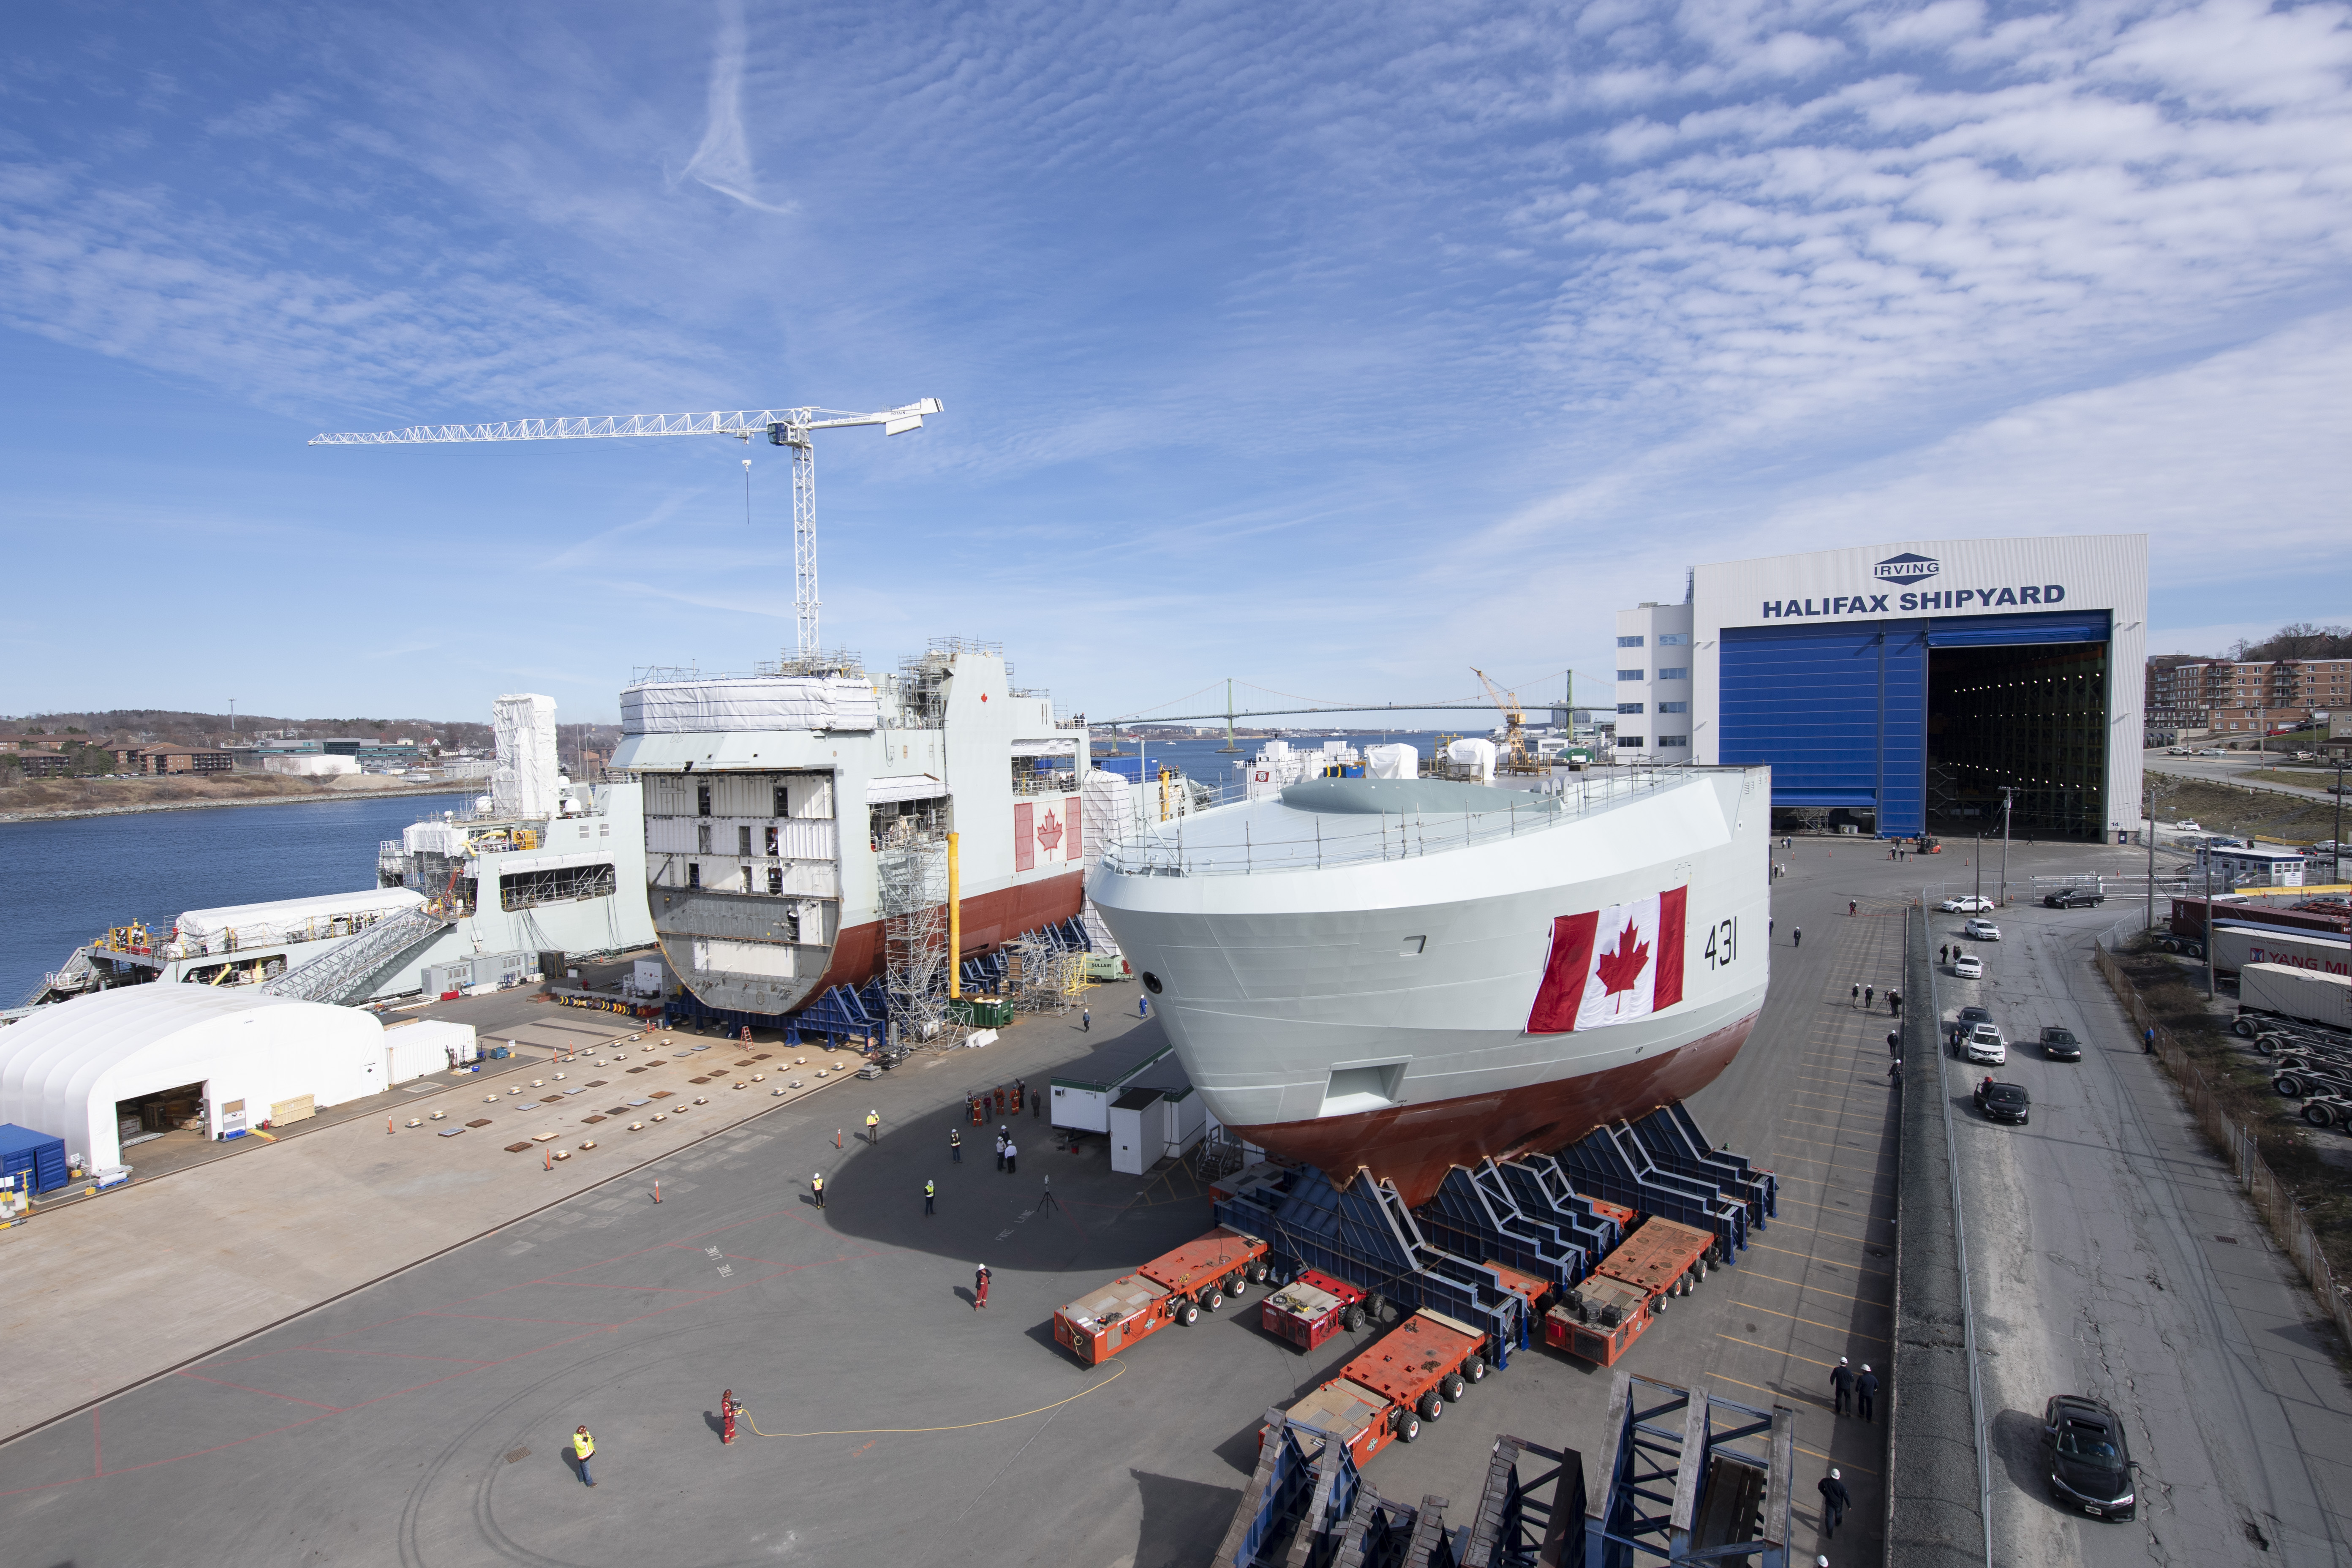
(721, 1389, 740, 1444)
(974, 1263, 991, 1310)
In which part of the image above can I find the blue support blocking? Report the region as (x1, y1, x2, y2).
(1557, 1122, 1748, 1263)
(793, 983, 883, 1041)
(1493, 1153, 1625, 1265)
(1417, 1162, 1592, 1292)
(1217, 1166, 1531, 1368)
(1629, 1104, 1778, 1229)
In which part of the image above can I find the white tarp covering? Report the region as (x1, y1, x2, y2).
(174, 887, 426, 948)
(493, 694, 559, 821)
(621, 675, 879, 736)
(1010, 738, 1078, 757)
(1446, 737, 1498, 784)
(403, 820, 470, 855)
(1365, 743, 1419, 779)
(866, 774, 948, 805)
(1080, 770, 1134, 868)
(0, 986, 386, 1171)
(263, 754, 361, 777)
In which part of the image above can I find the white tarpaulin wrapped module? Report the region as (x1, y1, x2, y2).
(492, 694, 559, 821)
(621, 675, 879, 735)
(1446, 737, 1498, 784)
(403, 820, 470, 855)
(262, 754, 360, 777)
(1365, 744, 1418, 780)
(174, 888, 426, 950)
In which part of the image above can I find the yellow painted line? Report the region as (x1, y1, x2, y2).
(1718, 1333, 1843, 1369)
(1752, 1242, 1890, 1278)
(1797, 1441, 1880, 1478)
(1734, 1300, 1889, 1343)
(1731, 1272, 1886, 1307)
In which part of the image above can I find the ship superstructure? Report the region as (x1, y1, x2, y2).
(609, 641, 1091, 1018)
(1086, 768, 1770, 1206)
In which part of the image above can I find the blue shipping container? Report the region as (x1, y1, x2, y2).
(0, 1123, 71, 1194)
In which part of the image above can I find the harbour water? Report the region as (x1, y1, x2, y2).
(0, 792, 471, 1004)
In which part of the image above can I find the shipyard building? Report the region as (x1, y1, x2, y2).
(1616, 534, 2147, 841)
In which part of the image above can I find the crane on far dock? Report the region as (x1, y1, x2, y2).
(310, 400, 942, 662)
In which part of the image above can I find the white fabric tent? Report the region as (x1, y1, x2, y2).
(0, 987, 386, 1170)
(1446, 737, 1499, 784)
(1365, 743, 1419, 779)
(173, 887, 425, 951)
(620, 674, 879, 735)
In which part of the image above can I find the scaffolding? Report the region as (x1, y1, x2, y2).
(1002, 939, 1087, 1014)
(877, 827, 952, 1045)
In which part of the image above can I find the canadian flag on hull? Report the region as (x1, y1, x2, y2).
(1527, 887, 1687, 1034)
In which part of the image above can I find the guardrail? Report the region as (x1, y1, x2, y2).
(2091, 938, 2352, 1358)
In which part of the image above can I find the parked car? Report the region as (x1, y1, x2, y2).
(2175, 818, 2202, 829)
(1974, 1079, 2031, 1123)
(2042, 888, 2104, 909)
(2040, 1026, 2082, 1062)
(1964, 1023, 2007, 1064)
(1952, 953, 1985, 979)
(2040, 1395, 2138, 1520)
(1963, 917, 2002, 941)
(1939, 895, 1994, 912)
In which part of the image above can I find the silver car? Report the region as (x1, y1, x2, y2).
(1964, 917, 2002, 941)
(1965, 1023, 2008, 1065)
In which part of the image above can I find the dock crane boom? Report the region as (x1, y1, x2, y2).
(310, 399, 943, 660)
(1470, 666, 1534, 773)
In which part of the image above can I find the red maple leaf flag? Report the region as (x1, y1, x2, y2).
(1527, 887, 1687, 1033)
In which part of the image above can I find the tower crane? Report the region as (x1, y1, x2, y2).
(310, 399, 943, 661)
(1470, 666, 1536, 773)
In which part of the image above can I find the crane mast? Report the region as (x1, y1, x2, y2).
(310, 399, 942, 660)
(1470, 666, 1534, 773)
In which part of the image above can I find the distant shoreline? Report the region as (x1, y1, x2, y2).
(0, 784, 476, 826)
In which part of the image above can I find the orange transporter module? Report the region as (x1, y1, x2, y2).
(1053, 1228, 1270, 1366)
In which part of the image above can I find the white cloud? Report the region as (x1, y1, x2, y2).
(678, 0, 793, 215)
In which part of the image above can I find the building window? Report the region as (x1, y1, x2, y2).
(697, 823, 712, 853)
(741, 866, 754, 893)
(773, 785, 789, 816)
(1658, 735, 1689, 748)
(1618, 702, 1645, 715)
(1659, 701, 1688, 713)
(1657, 633, 1690, 646)
(1618, 737, 1644, 748)
(1617, 635, 1644, 648)
(1658, 667, 1688, 681)
(1617, 669, 1645, 681)
(737, 825, 753, 855)
(697, 784, 712, 817)
(687, 863, 701, 889)
(768, 866, 784, 895)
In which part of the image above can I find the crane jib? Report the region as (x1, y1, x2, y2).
(306, 397, 942, 661)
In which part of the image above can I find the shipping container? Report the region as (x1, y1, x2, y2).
(2210, 925, 2351, 978)
(1049, 1033, 1173, 1133)
(384, 1019, 476, 1081)
(2240, 963, 2352, 1032)
(0, 1122, 70, 1194)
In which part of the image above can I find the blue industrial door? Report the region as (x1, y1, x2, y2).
(1720, 610, 2110, 837)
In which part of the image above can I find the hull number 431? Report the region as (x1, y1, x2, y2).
(1703, 917, 1738, 970)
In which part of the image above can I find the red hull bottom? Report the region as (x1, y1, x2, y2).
(804, 870, 1086, 995)
(1228, 1014, 1758, 1209)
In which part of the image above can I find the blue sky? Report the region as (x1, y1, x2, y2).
(4, 0, 2348, 730)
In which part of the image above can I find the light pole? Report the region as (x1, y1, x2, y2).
(2145, 790, 2155, 935)
(1974, 832, 1983, 906)
(2202, 847, 2216, 996)
(1999, 787, 2013, 906)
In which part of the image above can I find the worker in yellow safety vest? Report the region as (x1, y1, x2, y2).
(866, 1109, 880, 1144)
(572, 1425, 596, 1486)
(811, 1172, 825, 1208)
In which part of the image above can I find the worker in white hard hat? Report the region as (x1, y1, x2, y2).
(1818, 1466, 1850, 1539)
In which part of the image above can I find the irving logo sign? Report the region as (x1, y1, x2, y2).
(1872, 553, 1940, 584)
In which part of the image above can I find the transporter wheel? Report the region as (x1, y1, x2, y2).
(2235, 1017, 2256, 1037)
(1340, 1305, 1366, 1333)
(2309, 1102, 2341, 1128)
(1225, 1271, 1247, 1297)
(1204, 1288, 1225, 1312)
(1396, 1412, 1421, 1443)
(1365, 1293, 1389, 1323)
(2275, 1075, 2304, 1097)
(1177, 1300, 1200, 1326)
(1440, 1374, 1466, 1403)
(1417, 1391, 1444, 1422)
(2255, 1034, 2281, 1055)
(1466, 1356, 1488, 1384)
(1248, 1260, 1269, 1283)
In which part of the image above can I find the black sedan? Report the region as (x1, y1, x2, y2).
(1974, 1080, 2031, 1124)
(1949, 1004, 1994, 1051)
(2041, 1395, 2137, 1520)
(2040, 1026, 2082, 1062)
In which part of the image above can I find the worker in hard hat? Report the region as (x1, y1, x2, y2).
(865, 1108, 880, 1144)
